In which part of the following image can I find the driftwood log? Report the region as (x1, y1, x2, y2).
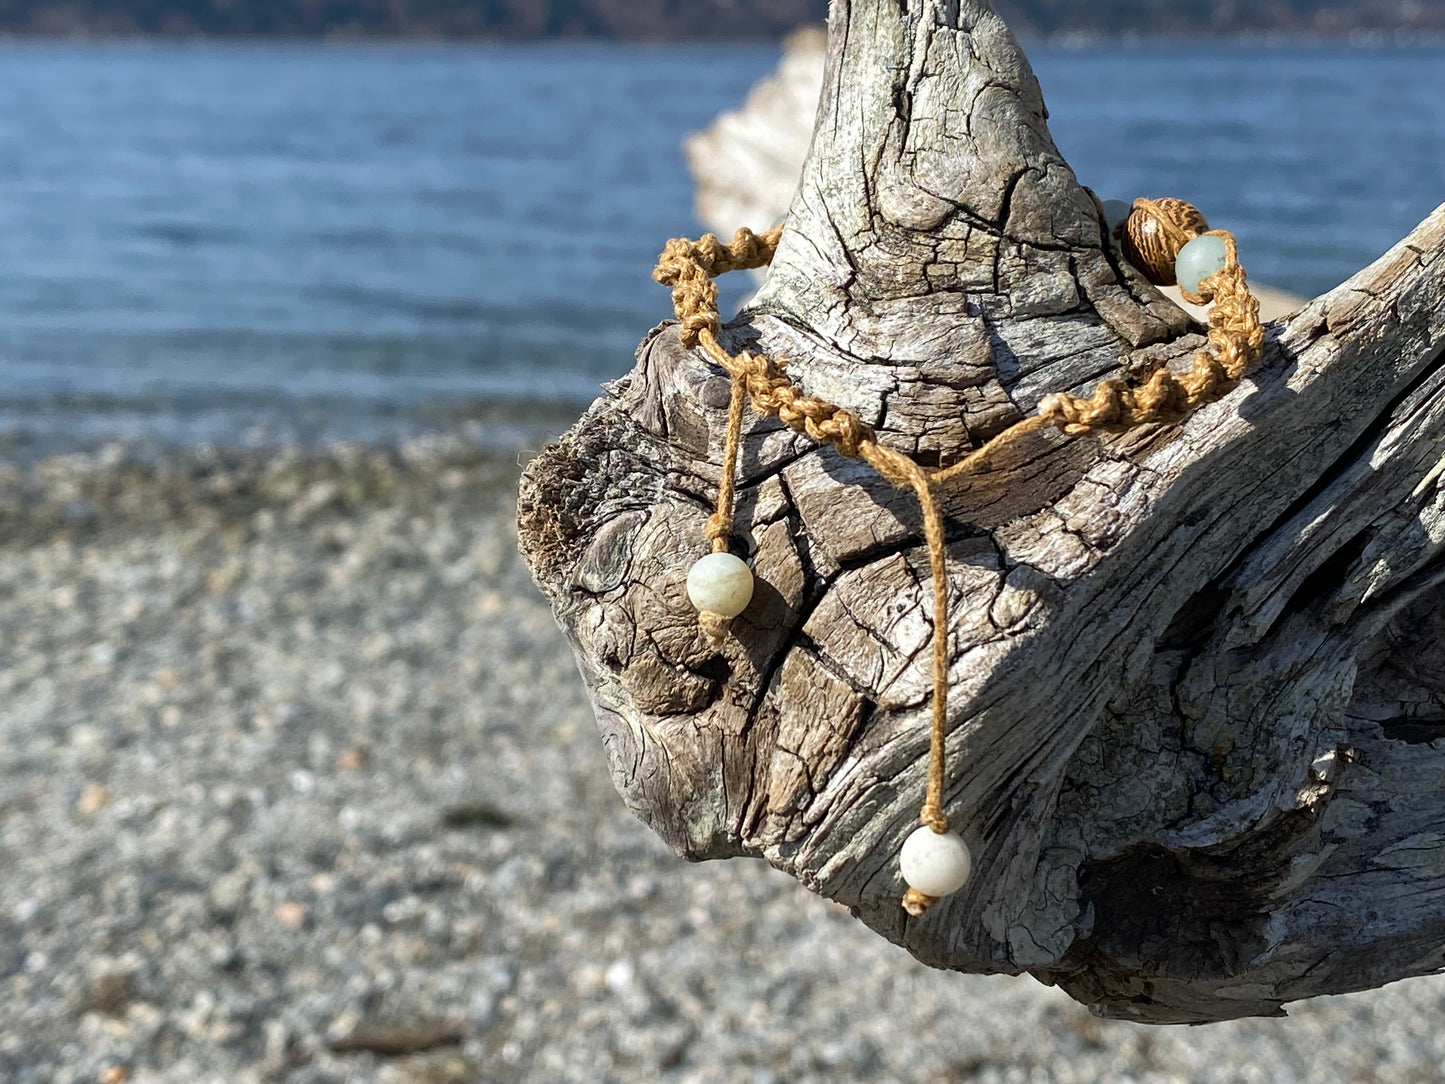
(518, 0, 1445, 1024)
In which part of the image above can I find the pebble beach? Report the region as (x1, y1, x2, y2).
(1, 436, 1444, 1084)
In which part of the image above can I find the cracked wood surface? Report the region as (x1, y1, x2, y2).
(517, 0, 1445, 1024)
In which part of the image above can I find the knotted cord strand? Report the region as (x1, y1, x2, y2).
(694, 370, 751, 646)
(706, 374, 749, 556)
(653, 204, 1263, 913)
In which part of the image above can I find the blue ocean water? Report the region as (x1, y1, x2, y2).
(0, 41, 1439, 457)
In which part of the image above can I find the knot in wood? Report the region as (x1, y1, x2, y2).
(1122, 197, 1209, 286)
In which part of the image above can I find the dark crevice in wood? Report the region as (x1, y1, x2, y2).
(1083, 190, 1190, 338)
(731, 433, 813, 498)
(1350, 556, 1445, 646)
(794, 632, 885, 702)
(1056, 803, 1327, 1021)
(694, 655, 733, 688)
(1374, 718, 1445, 745)
(1159, 583, 1231, 652)
(1275, 527, 1376, 627)
(990, 166, 1031, 232)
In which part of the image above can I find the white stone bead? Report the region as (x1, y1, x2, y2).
(1175, 233, 1228, 296)
(686, 552, 754, 618)
(900, 825, 972, 899)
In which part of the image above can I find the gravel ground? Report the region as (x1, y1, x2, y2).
(2, 437, 1445, 1084)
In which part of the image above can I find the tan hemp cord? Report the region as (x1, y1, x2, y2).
(653, 198, 1264, 915)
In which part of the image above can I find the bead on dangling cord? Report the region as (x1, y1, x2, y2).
(686, 340, 755, 645)
(686, 550, 753, 630)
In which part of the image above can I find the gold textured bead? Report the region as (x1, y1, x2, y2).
(1121, 197, 1209, 286)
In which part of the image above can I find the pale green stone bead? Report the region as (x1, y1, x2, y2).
(1175, 234, 1228, 296)
(1101, 199, 1132, 234)
(900, 825, 973, 898)
(686, 552, 753, 618)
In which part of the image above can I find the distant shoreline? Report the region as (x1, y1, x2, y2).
(0, 28, 1440, 45)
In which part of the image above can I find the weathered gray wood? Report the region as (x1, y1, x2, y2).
(518, 0, 1445, 1024)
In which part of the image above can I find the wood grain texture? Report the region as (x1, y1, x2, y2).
(518, 0, 1445, 1023)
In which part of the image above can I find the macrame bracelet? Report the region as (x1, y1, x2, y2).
(654, 196, 1264, 917)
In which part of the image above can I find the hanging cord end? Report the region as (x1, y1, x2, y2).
(685, 375, 754, 645)
(687, 551, 752, 642)
(697, 610, 732, 645)
(902, 887, 939, 917)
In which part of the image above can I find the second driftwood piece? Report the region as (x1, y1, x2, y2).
(519, 0, 1445, 1023)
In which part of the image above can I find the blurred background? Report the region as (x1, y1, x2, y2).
(0, 0, 1439, 459)
(3, 5, 1445, 1084)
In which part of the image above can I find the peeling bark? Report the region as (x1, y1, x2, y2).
(518, 0, 1445, 1023)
